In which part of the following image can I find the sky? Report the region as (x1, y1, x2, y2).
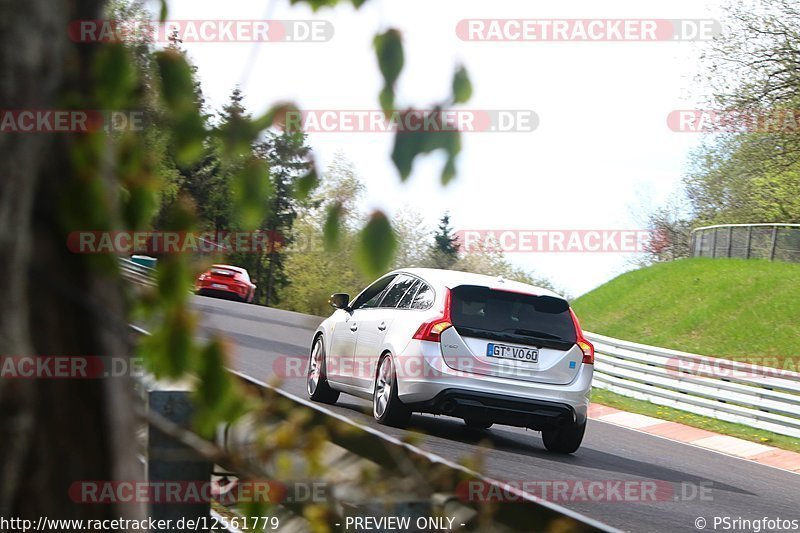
(157, 0, 727, 296)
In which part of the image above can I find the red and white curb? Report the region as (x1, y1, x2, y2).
(588, 404, 800, 474)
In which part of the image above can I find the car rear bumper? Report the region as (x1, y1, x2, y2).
(197, 287, 247, 301)
(406, 389, 577, 430)
(394, 339, 591, 425)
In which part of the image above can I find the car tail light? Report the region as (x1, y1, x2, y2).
(569, 309, 594, 364)
(412, 288, 453, 342)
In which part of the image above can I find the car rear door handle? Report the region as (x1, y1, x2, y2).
(377, 322, 386, 331)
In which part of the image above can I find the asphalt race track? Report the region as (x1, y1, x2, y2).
(193, 295, 800, 533)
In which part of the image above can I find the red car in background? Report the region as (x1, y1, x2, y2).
(195, 265, 256, 303)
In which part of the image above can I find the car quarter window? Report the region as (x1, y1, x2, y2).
(378, 275, 417, 308)
(351, 274, 397, 309)
(397, 279, 422, 308)
(410, 282, 435, 309)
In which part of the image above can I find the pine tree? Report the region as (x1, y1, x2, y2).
(430, 212, 460, 268)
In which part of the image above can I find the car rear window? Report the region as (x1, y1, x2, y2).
(450, 285, 576, 343)
(211, 268, 235, 277)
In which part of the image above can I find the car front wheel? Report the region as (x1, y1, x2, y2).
(373, 354, 411, 427)
(542, 420, 586, 454)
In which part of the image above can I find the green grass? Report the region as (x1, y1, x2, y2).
(572, 258, 800, 370)
(592, 388, 800, 454)
(574, 259, 800, 454)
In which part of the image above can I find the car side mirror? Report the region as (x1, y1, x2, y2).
(329, 293, 350, 310)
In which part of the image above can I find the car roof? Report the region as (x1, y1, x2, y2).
(391, 268, 565, 299)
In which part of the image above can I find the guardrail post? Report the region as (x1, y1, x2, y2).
(148, 384, 211, 530)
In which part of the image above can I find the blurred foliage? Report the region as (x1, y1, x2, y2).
(81, 0, 572, 528)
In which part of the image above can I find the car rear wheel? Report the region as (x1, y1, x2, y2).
(373, 354, 411, 427)
(307, 337, 339, 404)
(542, 420, 586, 454)
(464, 419, 493, 430)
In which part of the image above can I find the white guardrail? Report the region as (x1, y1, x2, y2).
(119, 259, 800, 439)
(120, 257, 157, 287)
(586, 332, 800, 439)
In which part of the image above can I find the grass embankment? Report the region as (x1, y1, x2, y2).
(572, 258, 800, 453)
(572, 258, 800, 370)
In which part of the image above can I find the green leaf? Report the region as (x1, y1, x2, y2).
(351, 0, 368, 6)
(295, 164, 319, 200)
(452, 65, 472, 104)
(196, 339, 230, 404)
(233, 158, 273, 230)
(379, 87, 395, 115)
(155, 50, 207, 165)
(390, 109, 461, 183)
(390, 129, 423, 181)
(159, 0, 168, 21)
(193, 338, 246, 437)
(93, 44, 137, 109)
(356, 211, 397, 276)
(374, 29, 404, 111)
(172, 110, 207, 165)
(323, 202, 342, 251)
(155, 50, 196, 112)
(253, 102, 300, 133)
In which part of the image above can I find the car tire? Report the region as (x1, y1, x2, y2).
(542, 420, 586, 454)
(464, 418, 493, 430)
(307, 337, 339, 404)
(373, 354, 411, 427)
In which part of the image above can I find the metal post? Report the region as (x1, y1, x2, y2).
(770, 226, 779, 261)
(148, 385, 212, 530)
(711, 228, 718, 258)
(726, 226, 733, 258)
(745, 226, 752, 259)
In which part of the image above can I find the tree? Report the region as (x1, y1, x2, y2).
(0, 0, 141, 524)
(642, 0, 800, 246)
(454, 240, 561, 295)
(253, 130, 312, 305)
(642, 194, 694, 263)
(429, 212, 460, 268)
(281, 154, 368, 315)
(391, 208, 432, 269)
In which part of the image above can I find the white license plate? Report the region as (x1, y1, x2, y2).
(212, 283, 228, 289)
(486, 343, 539, 363)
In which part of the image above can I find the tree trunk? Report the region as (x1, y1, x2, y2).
(0, 0, 143, 524)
